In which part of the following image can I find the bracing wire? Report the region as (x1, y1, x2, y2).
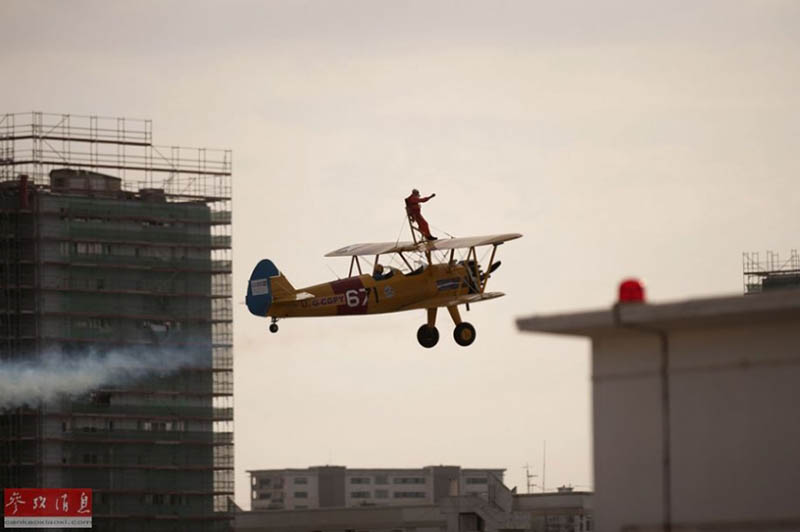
(429, 223, 455, 239)
(395, 215, 408, 246)
(325, 263, 342, 280)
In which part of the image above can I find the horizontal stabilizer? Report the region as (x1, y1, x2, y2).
(269, 273, 298, 302)
(274, 291, 314, 302)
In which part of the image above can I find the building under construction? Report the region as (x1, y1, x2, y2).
(0, 112, 233, 531)
(743, 250, 800, 294)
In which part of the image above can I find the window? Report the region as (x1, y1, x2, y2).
(294, 477, 308, 485)
(74, 318, 110, 330)
(393, 477, 425, 484)
(393, 492, 426, 498)
(465, 477, 488, 484)
(76, 242, 103, 255)
(115, 245, 135, 257)
(374, 475, 389, 485)
(350, 491, 370, 499)
(375, 489, 388, 499)
(258, 493, 271, 500)
(259, 479, 271, 488)
(350, 477, 370, 484)
(139, 420, 168, 432)
(294, 492, 308, 499)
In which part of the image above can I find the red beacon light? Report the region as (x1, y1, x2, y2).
(618, 278, 646, 303)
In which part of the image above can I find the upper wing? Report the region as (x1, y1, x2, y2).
(325, 241, 417, 257)
(422, 233, 523, 251)
(400, 291, 506, 311)
(325, 233, 522, 257)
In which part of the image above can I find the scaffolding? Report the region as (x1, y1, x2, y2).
(0, 112, 233, 532)
(742, 250, 800, 294)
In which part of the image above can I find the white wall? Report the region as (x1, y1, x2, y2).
(593, 333, 666, 532)
(592, 317, 800, 531)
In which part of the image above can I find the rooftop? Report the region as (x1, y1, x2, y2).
(247, 466, 505, 474)
(516, 289, 800, 337)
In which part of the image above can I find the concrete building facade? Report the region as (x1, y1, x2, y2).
(514, 490, 593, 532)
(518, 289, 800, 532)
(249, 465, 505, 511)
(237, 482, 592, 532)
(0, 113, 233, 531)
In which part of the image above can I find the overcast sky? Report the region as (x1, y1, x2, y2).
(2, 0, 799, 508)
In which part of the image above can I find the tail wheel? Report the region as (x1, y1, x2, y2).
(417, 325, 439, 348)
(269, 323, 279, 333)
(453, 322, 476, 347)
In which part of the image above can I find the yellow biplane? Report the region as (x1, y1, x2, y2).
(246, 227, 522, 348)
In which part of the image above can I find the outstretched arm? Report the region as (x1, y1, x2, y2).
(420, 193, 436, 202)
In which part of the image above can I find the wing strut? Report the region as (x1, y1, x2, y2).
(407, 213, 423, 245)
(481, 244, 499, 293)
(469, 246, 480, 292)
(398, 252, 413, 270)
(348, 256, 363, 277)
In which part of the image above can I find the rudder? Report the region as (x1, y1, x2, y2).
(246, 259, 280, 316)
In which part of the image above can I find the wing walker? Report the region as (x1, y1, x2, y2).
(246, 194, 522, 348)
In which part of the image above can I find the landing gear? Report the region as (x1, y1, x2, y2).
(417, 325, 439, 348)
(269, 318, 279, 334)
(417, 307, 439, 348)
(415, 307, 477, 347)
(453, 322, 476, 347)
(448, 305, 476, 347)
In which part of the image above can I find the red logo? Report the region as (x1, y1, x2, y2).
(4, 489, 92, 528)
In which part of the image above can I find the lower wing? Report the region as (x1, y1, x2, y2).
(400, 291, 505, 311)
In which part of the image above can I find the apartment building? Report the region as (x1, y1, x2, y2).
(248, 465, 504, 511)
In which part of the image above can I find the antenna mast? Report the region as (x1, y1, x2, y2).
(542, 440, 547, 493)
(523, 463, 538, 494)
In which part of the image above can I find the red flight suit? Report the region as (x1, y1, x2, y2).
(405, 193, 435, 239)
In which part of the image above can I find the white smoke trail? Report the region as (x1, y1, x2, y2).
(0, 348, 204, 409)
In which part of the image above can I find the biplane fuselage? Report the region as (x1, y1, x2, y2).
(247, 232, 521, 347)
(268, 263, 478, 319)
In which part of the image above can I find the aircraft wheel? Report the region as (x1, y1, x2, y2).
(417, 325, 439, 348)
(453, 322, 476, 347)
(269, 323, 279, 334)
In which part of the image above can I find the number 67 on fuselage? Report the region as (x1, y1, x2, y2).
(246, 233, 522, 348)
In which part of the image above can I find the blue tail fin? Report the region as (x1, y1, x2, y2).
(246, 259, 280, 317)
